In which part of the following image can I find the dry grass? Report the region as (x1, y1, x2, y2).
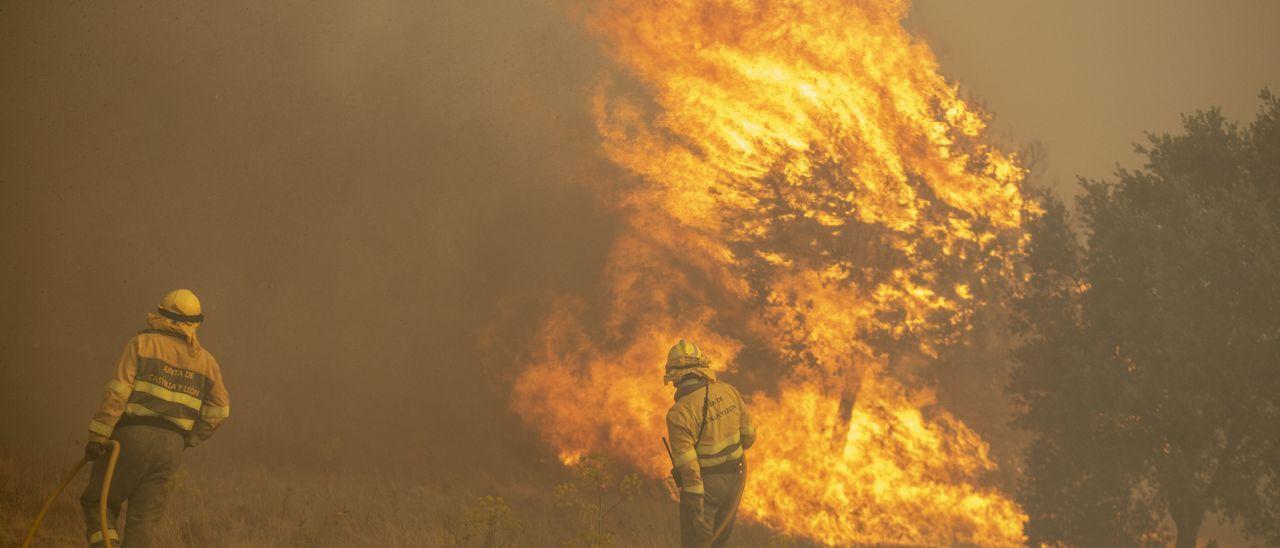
(3, 451, 809, 547)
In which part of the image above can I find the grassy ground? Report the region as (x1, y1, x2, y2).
(3, 450, 811, 547)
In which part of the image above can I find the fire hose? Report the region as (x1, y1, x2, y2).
(22, 440, 121, 548)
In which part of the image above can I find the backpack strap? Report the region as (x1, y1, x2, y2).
(694, 384, 711, 447)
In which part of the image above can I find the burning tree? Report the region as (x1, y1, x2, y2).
(1012, 92, 1280, 547)
(513, 0, 1036, 544)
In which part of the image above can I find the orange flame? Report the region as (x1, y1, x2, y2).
(514, 0, 1031, 544)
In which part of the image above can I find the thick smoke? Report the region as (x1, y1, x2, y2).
(0, 1, 614, 470)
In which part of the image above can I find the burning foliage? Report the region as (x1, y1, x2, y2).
(513, 0, 1033, 545)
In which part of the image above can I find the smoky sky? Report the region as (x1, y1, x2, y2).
(2, 0, 1276, 470)
(909, 0, 1280, 191)
(0, 1, 615, 469)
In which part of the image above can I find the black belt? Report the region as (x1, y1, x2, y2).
(115, 415, 187, 436)
(701, 458, 743, 476)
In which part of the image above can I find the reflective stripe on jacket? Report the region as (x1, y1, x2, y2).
(88, 329, 230, 446)
(666, 379, 755, 494)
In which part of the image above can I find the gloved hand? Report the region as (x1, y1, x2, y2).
(679, 492, 712, 546)
(84, 441, 108, 461)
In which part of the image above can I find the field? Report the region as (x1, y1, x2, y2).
(3, 449, 808, 547)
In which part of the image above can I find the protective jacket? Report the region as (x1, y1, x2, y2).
(667, 377, 755, 547)
(667, 378, 755, 494)
(87, 327, 230, 447)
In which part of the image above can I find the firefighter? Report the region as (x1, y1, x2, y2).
(80, 289, 230, 547)
(664, 339, 756, 547)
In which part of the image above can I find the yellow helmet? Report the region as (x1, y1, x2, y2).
(664, 339, 713, 384)
(158, 289, 203, 323)
(666, 339, 704, 368)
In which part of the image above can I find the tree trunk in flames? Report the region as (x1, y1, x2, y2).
(513, 0, 1035, 545)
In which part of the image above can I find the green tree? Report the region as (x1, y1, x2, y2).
(1012, 92, 1280, 548)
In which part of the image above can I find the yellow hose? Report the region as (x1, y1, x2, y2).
(98, 441, 121, 547)
(22, 440, 120, 548)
